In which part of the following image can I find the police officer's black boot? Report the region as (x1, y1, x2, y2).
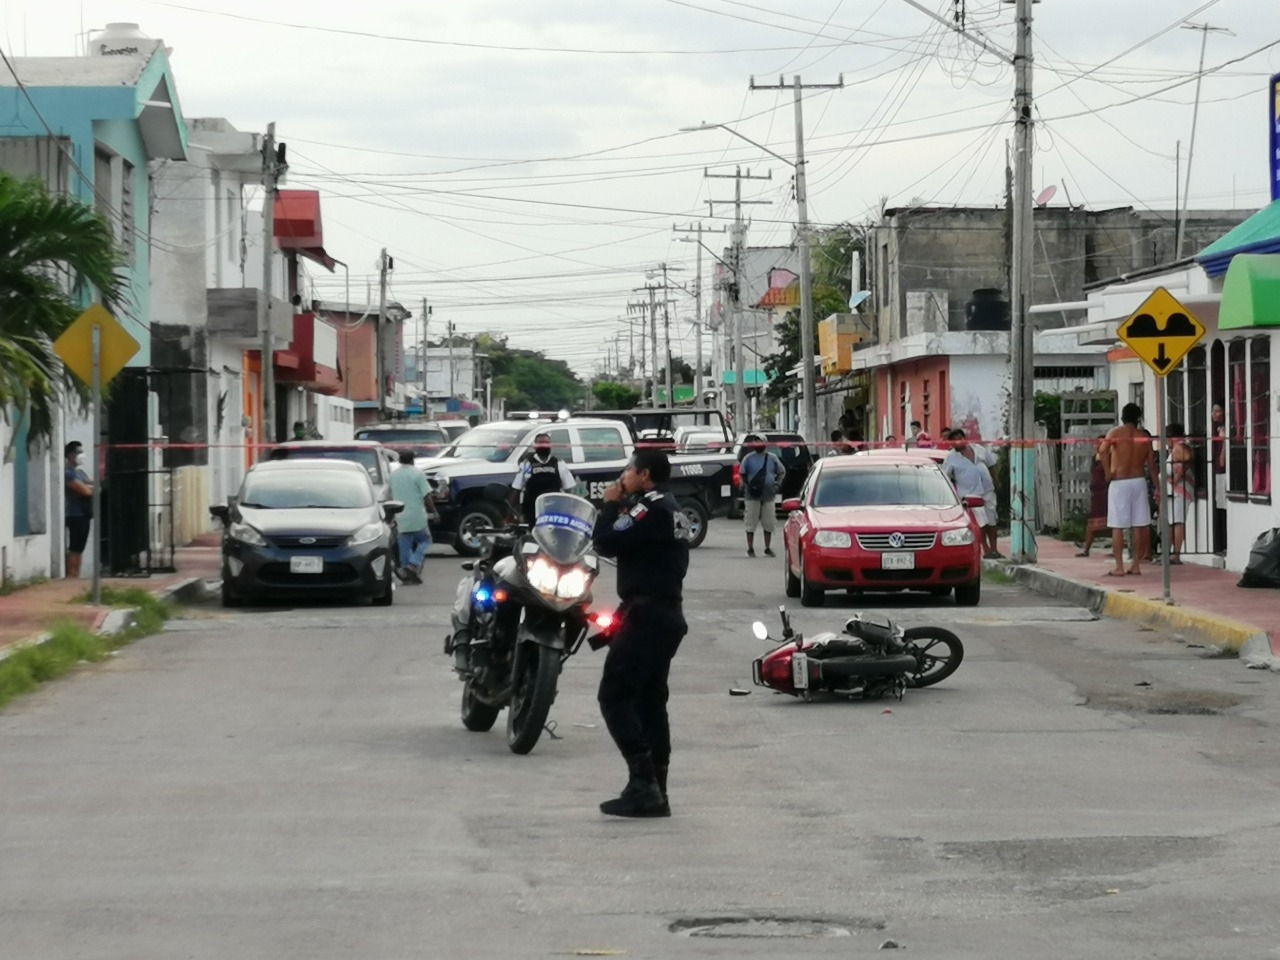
(600, 753, 669, 818)
(655, 763, 670, 814)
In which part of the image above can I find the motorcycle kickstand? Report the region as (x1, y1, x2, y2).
(543, 719, 562, 740)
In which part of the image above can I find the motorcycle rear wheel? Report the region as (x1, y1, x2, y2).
(461, 679, 500, 732)
(506, 645, 561, 754)
(902, 626, 964, 688)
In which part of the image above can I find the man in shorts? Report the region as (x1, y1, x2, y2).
(1102, 403, 1157, 577)
(739, 436, 785, 558)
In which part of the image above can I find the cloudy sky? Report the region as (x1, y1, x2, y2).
(6, 0, 1279, 374)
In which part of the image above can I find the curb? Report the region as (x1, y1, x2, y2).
(984, 558, 1260, 652)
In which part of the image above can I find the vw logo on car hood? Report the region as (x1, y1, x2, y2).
(887, 532, 906, 548)
(299, 537, 317, 545)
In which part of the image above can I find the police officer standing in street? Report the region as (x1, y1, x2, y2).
(510, 431, 576, 525)
(592, 449, 690, 818)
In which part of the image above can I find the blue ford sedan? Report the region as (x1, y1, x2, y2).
(211, 459, 403, 607)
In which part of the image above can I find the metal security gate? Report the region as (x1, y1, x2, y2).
(1058, 390, 1117, 523)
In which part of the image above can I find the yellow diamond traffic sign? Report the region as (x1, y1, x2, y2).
(1115, 287, 1206, 378)
(52, 304, 140, 387)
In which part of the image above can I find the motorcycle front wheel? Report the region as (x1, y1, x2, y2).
(506, 644, 561, 754)
(902, 626, 964, 688)
(461, 679, 500, 732)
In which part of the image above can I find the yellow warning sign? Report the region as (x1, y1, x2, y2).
(1115, 287, 1206, 378)
(52, 304, 140, 387)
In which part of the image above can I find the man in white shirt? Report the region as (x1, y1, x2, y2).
(943, 429, 998, 557)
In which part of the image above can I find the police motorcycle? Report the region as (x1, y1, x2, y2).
(445, 484, 602, 754)
(751, 606, 964, 701)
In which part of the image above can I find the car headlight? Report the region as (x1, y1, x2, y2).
(429, 477, 450, 500)
(349, 521, 385, 546)
(813, 530, 852, 549)
(941, 527, 976, 546)
(229, 522, 267, 547)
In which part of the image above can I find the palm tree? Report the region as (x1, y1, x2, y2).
(0, 170, 124, 449)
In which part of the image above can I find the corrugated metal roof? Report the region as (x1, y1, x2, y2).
(1195, 199, 1280, 277)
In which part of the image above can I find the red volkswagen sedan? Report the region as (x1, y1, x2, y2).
(781, 453, 984, 607)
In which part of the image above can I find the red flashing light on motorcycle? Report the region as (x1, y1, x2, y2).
(593, 611, 615, 630)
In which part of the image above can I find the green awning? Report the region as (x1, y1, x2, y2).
(1219, 254, 1280, 330)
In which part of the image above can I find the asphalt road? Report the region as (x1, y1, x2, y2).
(3, 523, 1279, 959)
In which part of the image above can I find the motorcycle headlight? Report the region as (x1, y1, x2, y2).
(229, 522, 267, 547)
(349, 521, 385, 546)
(813, 530, 852, 549)
(941, 527, 975, 546)
(526, 556, 561, 594)
(555, 566, 590, 600)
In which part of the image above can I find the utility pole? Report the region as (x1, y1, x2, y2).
(377, 248, 390, 420)
(447, 320, 456, 399)
(706, 167, 771, 431)
(661, 263, 674, 407)
(897, 0, 1035, 559)
(647, 283, 659, 406)
(674, 222, 727, 407)
(1009, 0, 1036, 562)
(258, 122, 285, 448)
(1176, 22, 1232, 257)
(750, 75, 844, 441)
(420, 297, 430, 416)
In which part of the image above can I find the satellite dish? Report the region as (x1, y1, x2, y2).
(848, 290, 871, 310)
(1035, 185, 1057, 207)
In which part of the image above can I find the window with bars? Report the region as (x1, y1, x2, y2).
(1250, 338, 1270, 499)
(120, 158, 135, 266)
(1227, 339, 1248, 496)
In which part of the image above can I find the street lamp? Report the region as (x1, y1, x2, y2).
(682, 121, 818, 441)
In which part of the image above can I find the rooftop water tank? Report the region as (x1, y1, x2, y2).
(965, 288, 1011, 331)
(87, 23, 160, 58)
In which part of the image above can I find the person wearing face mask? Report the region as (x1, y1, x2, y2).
(64, 441, 95, 579)
(510, 431, 576, 526)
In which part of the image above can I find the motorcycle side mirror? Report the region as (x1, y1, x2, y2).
(752, 621, 769, 641)
(460, 561, 476, 571)
(778, 605, 794, 640)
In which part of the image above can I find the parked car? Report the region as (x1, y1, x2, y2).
(267, 440, 399, 501)
(780, 452, 984, 608)
(210, 459, 402, 607)
(730, 432, 816, 517)
(436, 419, 473, 441)
(354, 421, 450, 456)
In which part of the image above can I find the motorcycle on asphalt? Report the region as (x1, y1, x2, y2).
(751, 606, 964, 701)
(444, 485, 604, 754)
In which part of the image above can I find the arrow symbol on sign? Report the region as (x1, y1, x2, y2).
(1153, 343, 1171, 371)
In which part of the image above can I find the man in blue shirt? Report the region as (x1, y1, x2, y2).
(388, 450, 435, 584)
(740, 436, 785, 558)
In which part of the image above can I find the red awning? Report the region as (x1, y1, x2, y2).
(274, 189, 336, 271)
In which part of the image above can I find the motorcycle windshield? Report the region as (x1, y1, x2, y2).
(532, 493, 598, 564)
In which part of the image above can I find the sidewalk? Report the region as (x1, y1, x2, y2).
(0, 534, 221, 658)
(991, 534, 1280, 656)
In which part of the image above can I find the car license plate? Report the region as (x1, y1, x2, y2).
(290, 556, 324, 574)
(881, 552, 915, 570)
(791, 651, 810, 690)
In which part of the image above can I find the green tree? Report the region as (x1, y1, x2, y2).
(760, 225, 864, 401)
(592, 380, 641, 409)
(476, 333, 582, 411)
(0, 172, 124, 447)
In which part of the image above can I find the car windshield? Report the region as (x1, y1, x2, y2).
(443, 424, 527, 462)
(813, 465, 958, 508)
(441, 423, 470, 439)
(239, 472, 374, 509)
(271, 447, 382, 481)
(356, 427, 446, 445)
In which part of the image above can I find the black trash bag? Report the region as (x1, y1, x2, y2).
(1237, 528, 1280, 589)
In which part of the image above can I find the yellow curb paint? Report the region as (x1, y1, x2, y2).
(1101, 591, 1259, 650)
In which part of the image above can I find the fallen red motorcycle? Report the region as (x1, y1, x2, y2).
(751, 606, 964, 701)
